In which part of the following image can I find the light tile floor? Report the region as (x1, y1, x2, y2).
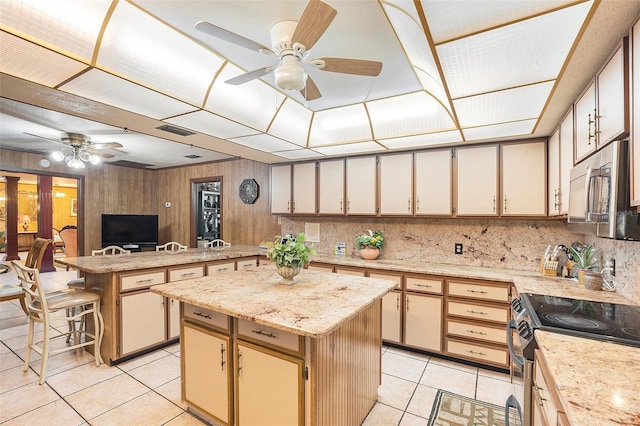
(0, 259, 518, 425)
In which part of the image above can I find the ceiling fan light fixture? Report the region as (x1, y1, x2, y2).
(274, 57, 307, 91)
(51, 151, 65, 162)
(89, 154, 101, 164)
(80, 151, 91, 162)
(67, 157, 86, 169)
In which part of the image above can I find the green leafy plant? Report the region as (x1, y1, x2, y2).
(266, 232, 315, 268)
(568, 244, 600, 271)
(356, 230, 384, 250)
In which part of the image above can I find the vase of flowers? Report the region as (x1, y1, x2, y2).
(265, 233, 315, 285)
(356, 230, 384, 260)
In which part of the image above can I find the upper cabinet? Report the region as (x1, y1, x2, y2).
(501, 141, 546, 216)
(574, 81, 597, 163)
(270, 164, 291, 214)
(415, 150, 452, 216)
(292, 162, 316, 215)
(379, 153, 413, 215)
(455, 145, 499, 216)
(549, 109, 574, 216)
(346, 156, 377, 215)
(631, 19, 640, 207)
(318, 159, 345, 215)
(548, 129, 561, 216)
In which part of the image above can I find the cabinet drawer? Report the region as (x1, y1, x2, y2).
(236, 258, 257, 270)
(206, 261, 235, 275)
(184, 303, 230, 332)
(237, 318, 303, 356)
(307, 264, 334, 272)
(120, 270, 166, 292)
(335, 267, 365, 276)
(446, 339, 509, 367)
(448, 281, 510, 302)
(447, 300, 509, 323)
(368, 272, 402, 289)
(406, 276, 443, 294)
(446, 319, 507, 345)
(168, 265, 204, 282)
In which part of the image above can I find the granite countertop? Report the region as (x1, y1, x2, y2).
(150, 268, 397, 338)
(534, 331, 640, 425)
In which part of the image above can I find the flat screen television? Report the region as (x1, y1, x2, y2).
(101, 214, 159, 249)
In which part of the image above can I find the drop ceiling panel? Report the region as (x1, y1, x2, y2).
(0, 33, 88, 88)
(308, 104, 371, 147)
(272, 149, 324, 160)
(462, 119, 537, 141)
(97, 1, 223, 105)
(166, 110, 258, 140)
(268, 99, 313, 147)
(0, 0, 111, 61)
(380, 130, 461, 150)
(438, 1, 593, 98)
(229, 133, 300, 153)
(60, 69, 197, 119)
(454, 81, 554, 127)
(313, 141, 385, 156)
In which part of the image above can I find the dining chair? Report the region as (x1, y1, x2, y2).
(91, 245, 131, 256)
(156, 241, 188, 252)
(13, 260, 104, 385)
(0, 237, 51, 315)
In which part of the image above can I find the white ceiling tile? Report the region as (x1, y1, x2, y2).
(308, 104, 371, 147)
(313, 141, 385, 156)
(267, 99, 313, 147)
(60, 69, 197, 119)
(166, 110, 258, 139)
(380, 130, 462, 150)
(229, 133, 300, 153)
(462, 119, 537, 141)
(271, 149, 324, 160)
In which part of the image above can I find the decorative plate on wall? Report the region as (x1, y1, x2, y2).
(239, 178, 259, 204)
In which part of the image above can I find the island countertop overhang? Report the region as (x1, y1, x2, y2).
(150, 268, 397, 338)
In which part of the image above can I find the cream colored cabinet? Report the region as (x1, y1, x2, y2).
(455, 145, 499, 216)
(346, 156, 377, 215)
(415, 149, 452, 215)
(318, 159, 345, 215)
(379, 153, 413, 215)
(381, 291, 402, 343)
(559, 109, 574, 214)
(548, 129, 561, 216)
(574, 81, 597, 163)
(182, 322, 232, 425)
(596, 40, 628, 149)
(501, 141, 546, 216)
(292, 162, 316, 214)
(404, 293, 442, 352)
(120, 290, 166, 357)
(235, 340, 304, 426)
(206, 260, 236, 275)
(271, 164, 292, 214)
(532, 349, 567, 426)
(167, 265, 204, 340)
(631, 19, 640, 207)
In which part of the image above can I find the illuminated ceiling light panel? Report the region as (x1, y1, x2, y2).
(367, 91, 455, 139)
(462, 119, 537, 141)
(206, 63, 283, 132)
(438, 1, 593, 98)
(98, 1, 224, 106)
(453, 81, 554, 127)
(380, 130, 462, 150)
(268, 99, 313, 147)
(308, 104, 371, 147)
(229, 133, 301, 153)
(272, 149, 324, 160)
(313, 141, 385, 156)
(423, 0, 582, 43)
(0, 0, 111, 61)
(0, 32, 87, 87)
(414, 68, 450, 113)
(60, 68, 197, 119)
(166, 110, 257, 140)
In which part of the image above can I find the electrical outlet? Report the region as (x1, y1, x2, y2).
(606, 258, 616, 276)
(455, 243, 463, 254)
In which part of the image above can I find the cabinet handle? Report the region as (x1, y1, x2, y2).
(180, 272, 195, 278)
(237, 351, 242, 377)
(415, 283, 433, 288)
(252, 329, 277, 339)
(466, 329, 487, 336)
(466, 309, 488, 315)
(396, 294, 400, 311)
(194, 311, 212, 319)
(340, 199, 343, 212)
(588, 110, 596, 144)
(406, 297, 410, 312)
(293, 201, 296, 212)
(220, 344, 226, 371)
(554, 188, 560, 211)
(504, 195, 507, 213)
(135, 278, 154, 284)
(287, 200, 290, 211)
(347, 199, 350, 212)
(217, 267, 229, 272)
(408, 197, 411, 212)
(466, 349, 487, 356)
(532, 379, 547, 406)
(492, 195, 496, 213)
(171, 299, 175, 306)
(416, 197, 420, 212)
(466, 289, 488, 294)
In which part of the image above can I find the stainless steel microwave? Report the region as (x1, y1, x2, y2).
(567, 140, 640, 240)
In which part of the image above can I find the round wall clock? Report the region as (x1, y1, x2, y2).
(239, 178, 259, 204)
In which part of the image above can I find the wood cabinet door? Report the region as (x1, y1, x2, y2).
(456, 145, 498, 216)
(318, 159, 345, 214)
(236, 341, 304, 426)
(120, 290, 166, 356)
(501, 141, 546, 216)
(381, 291, 402, 344)
(574, 81, 597, 163)
(404, 293, 442, 353)
(379, 153, 413, 215)
(168, 298, 180, 340)
(559, 109, 574, 214)
(597, 41, 628, 148)
(271, 164, 292, 214)
(548, 130, 561, 216)
(415, 149, 452, 215)
(346, 156, 377, 215)
(183, 323, 232, 425)
(292, 162, 316, 215)
(632, 19, 640, 207)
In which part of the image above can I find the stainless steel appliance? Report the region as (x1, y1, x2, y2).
(507, 293, 640, 425)
(568, 139, 640, 240)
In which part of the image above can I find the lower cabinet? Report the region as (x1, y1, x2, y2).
(405, 293, 442, 352)
(120, 290, 166, 356)
(532, 349, 569, 426)
(381, 291, 402, 343)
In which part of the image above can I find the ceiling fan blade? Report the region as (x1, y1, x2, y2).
(312, 57, 383, 76)
(196, 21, 274, 55)
(292, 0, 337, 52)
(23, 132, 69, 146)
(301, 75, 321, 101)
(90, 142, 123, 149)
(225, 66, 274, 85)
(85, 148, 115, 158)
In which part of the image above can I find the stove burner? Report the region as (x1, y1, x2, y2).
(622, 327, 640, 339)
(540, 313, 616, 334)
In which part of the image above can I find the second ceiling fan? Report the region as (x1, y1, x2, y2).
(196, 0, 383, 101)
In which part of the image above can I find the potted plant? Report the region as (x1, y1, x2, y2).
(356, 230, 384, 260)
(265, 232, 315, 285)
(568, 244, 602, 289)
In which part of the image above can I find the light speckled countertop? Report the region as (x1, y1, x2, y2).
(150, 268, 397, 338)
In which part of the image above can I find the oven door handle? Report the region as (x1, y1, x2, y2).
(504, 394, 522, 426)
(506, 319, 524, 367)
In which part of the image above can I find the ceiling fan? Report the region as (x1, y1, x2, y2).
(195, 0, 383, 101)
(26, 132, 124, 168)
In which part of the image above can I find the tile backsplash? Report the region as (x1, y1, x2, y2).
(281, 217, 639, 304)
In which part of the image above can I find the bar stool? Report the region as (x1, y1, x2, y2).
(156, 241, 188, 252)
(204, 239, 231, 250)
(13, 261, 104, 385)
